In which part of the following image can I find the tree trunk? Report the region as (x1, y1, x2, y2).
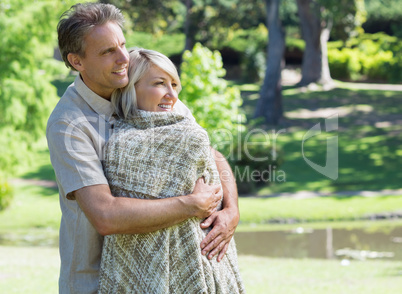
(184, 0, 195, 52)
(319, 21, 333, 86)
(296, 0, 333, 86)
(296, 0, 321, 86)
(254, 0, 285, 125)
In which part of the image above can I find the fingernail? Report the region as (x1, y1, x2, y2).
(202, 250, 206, 255)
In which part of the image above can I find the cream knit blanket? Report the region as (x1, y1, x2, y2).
(98, 110, 245, 293)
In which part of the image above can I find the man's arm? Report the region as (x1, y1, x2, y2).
(74, 178, 222, 235)
(200, 148, 240, 262)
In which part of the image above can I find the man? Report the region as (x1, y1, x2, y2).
(47, 3, 239, 293)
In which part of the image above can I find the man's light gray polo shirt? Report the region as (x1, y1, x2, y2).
(47, 75, 193, 294)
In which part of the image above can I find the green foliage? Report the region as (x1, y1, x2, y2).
(191, 0, 266, 48)
(328, 33, 402, 82)
(125, 31, 185, 57)
(364, 0, 402, 37)
(220, 24, 268, 53)
(317, 0, 367, 40)
(215, 25, 268, 82)
(286, 37, 305, 51)
(101, 0, 186, 35)
(0, 0, 77, 176)
(0, 180, 13, 212)
(180, 43, 246, 150)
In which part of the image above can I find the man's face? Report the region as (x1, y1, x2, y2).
(70, 22, 129, 99)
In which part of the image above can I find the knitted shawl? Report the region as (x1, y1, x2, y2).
(98, 110, 245, 294)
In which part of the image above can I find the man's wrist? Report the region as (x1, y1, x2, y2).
(221, 204, 240, 224)
(177, 193, 198, 218)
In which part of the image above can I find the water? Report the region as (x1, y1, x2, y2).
(235, 226, 402, 260)
(2, 225, 402, 261)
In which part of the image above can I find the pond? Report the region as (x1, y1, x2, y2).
(2, 225, 402, 261)
(235, 226, 402, 261)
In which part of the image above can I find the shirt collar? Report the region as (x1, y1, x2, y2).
(74, 75, 115, 123)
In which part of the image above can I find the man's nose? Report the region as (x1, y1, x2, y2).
(117, 47, 129, 64)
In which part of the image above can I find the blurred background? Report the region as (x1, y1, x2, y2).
(1, 0, 402, 293)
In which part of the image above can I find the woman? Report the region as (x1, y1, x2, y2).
(98, 48, 245, 293)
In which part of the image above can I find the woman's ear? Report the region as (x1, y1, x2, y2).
(67, 53, 84, 72)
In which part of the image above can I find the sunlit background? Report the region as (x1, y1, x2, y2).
(1, 0, 402, 293)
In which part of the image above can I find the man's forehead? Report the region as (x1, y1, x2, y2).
(84, 23, 125, 52)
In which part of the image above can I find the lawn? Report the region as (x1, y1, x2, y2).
(237, 81, 402, 195)
(1, 246, 402, 294)
(1, 79, 402, 293)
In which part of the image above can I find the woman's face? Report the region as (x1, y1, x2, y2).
(135, 65, 178, 112)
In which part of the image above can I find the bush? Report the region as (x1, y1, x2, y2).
(180, 43, 246, 150)
(0, 0, 74, 176)
(328, 33, 402, 83)
(219, 25, 268, 83)
(0, 180, 13, 211)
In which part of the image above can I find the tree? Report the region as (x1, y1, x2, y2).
(363, 0, 402, 38)
(296, 0, 366, 86)
(0, 0, 78, 176)
(254, 0, 285, 125)
(182, 0, 266, 51)
(103, 0, 266, 52)
(100, 0, 185, 35)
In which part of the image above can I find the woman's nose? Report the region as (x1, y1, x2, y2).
(165, 86, 177, 99)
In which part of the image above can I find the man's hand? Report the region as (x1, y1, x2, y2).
(199, 147, 240, 262)
(187, 178, 223, 219)
(199, 206, 239, 262)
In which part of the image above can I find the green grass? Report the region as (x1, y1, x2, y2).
(238, 195, 402, 224)
(236, 219, 402, 232)
(0, 246, 60, 294)
(237, 83, 402, 195)
(0, 184, 60, 246)
(1, 246, 402, 294)
(238, 255, 402, 294)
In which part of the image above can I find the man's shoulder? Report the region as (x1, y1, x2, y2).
(47, 83, 89, 131)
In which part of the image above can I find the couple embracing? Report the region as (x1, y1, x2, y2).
(47, 2, 245, 294)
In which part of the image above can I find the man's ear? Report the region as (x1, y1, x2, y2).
(67, 53, 84, 72)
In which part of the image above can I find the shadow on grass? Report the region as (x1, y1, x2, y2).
(21, 164, 56, 182)
(239, 84, 402, 194)
(33, 185, 58, 197)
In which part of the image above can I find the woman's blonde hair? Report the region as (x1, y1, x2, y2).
(111, 48, 182, 119)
